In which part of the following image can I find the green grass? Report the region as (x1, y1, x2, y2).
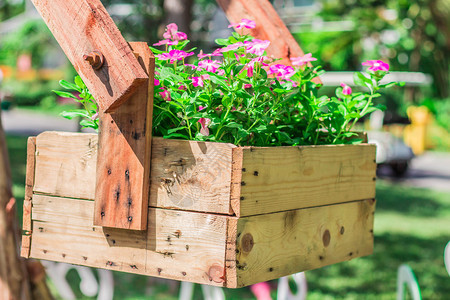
(6, 135, 450, 299)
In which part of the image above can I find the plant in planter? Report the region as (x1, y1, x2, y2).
(57, 21, 397, 146)
(22, 0, 398, 289)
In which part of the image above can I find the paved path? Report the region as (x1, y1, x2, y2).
(2, 108, 450, 192)
(2, 108, 84, 136)
(378, 151, 450, 193)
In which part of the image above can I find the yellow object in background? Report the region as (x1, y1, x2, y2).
(404, 106, 431, 155)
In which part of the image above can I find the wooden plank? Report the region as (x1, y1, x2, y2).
(21, 137, 36, 258)
(149, 139, 235, 215)
(30, 194, 228, 286)
(30, 0, 148, 113)
(239, 144, 377, 216)
(33, 132, 236, 215)
(230, 199, 375, 287)
(94, 42, 154, 230)
(33, 132, 98, 200)
(216, 0, 321, 84)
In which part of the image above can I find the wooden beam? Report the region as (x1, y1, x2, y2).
(94, 43, 154, 230)
(30, 0, 148, 112)
(33, 132, 237, 215)
(30, 194, 228, 286)
(216, 0, 322, 84)
(238, 144, 377, 216)
(21, 137, 36, 258)
(229, 199, 376, 288)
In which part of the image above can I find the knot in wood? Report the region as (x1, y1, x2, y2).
(83, 50, 104, 70)
(208, 265, 225, 283)
(241, 233, 254, 253)
(322, 229, 331, 247)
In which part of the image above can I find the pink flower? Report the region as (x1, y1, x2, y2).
(198, 106, 206, 111)
(157, 50, 194, 63)
(228, 19, 256, 30)
(191, 74, 210, 87)
(245, 39, 271, 56)
(163, 23, 188, 41)
(159, 88, 171, 101)
(198, 60, 221, 73)
(290, 53, 317, 66)
(268, 64, 296, 79)
(197, 50, 211, 59)
(340, 83, 352, 95)
(217, 69, 225, 76)
(153, 39, 179, 46)
(178, 85, 187, 90)
(198, 118, 211, 136)
(244, 84, 252, 89)
(154, 79, 160, 86)
(221, 42, 244, 53)
(245, 56, 270, 77)
(362, 60, 389, 72)
(212, 48, 224, 57)
(191, 76, 204, 87)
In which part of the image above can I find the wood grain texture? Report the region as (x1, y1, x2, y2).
(33, 132, 98, 200)
(216, 0, 321, 84)
(149, 138, 235, 215)
(239, 144, 377, 216)
(30, 194, 228, 286)
(21, 137, 36, 258)
(94, 42, 154, 230)
(32, 132, 236, 215)
(30, 0, 148, 113)
(230, 199, 375, 287)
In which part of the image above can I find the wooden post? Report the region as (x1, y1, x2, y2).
(216, 0, 321, 84)
(30, 0, 148, 113)
(94, 43, 155, 230)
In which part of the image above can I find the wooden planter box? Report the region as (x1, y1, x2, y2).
(22, 131, 376, 288)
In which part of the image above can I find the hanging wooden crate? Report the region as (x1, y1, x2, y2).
(21, 0, 377, 289)
(22, 132, 376, 288)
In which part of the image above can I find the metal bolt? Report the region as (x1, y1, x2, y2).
(83, 50, 104, 70)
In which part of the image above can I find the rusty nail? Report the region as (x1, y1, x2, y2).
(83, 50, 104, 70)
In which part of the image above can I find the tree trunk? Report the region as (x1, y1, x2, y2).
(0, 113, 52, 300)
(163, 0, 194, 36)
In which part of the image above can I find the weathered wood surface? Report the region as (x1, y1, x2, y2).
(21, 137, 36, 258)
(216, 0, 321, 84)
(229, 199, 376, 288)
(33, 132, 98, 200)
(94, 42, 154, 230)
(149, 138, 235, 215)
(30, 194, 229, 286)
(30, 0, 148, 113)
(33, 132, 236, 215)
(32, 132, 376, 217)
(237, 144, 377, 216)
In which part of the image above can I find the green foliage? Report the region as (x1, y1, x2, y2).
(150, 26, 396, 146)
(0, 20, 54, 68)
(54, 76, 99, 130)
(4, 79, 59, 106)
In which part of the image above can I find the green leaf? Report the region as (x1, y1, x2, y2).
(80, 119, 98, 129)
(74, 76, 85, 89)
(167, 127, 187, 134)
(148, 46, 165, 54)
(353, 72, 372, 87)
(53, 90, 78, 100)
(215, 38, 229, 46)
(164, 133, 190, 139)
(59, 80, 81, 92)
(60, 110, 89, 120)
